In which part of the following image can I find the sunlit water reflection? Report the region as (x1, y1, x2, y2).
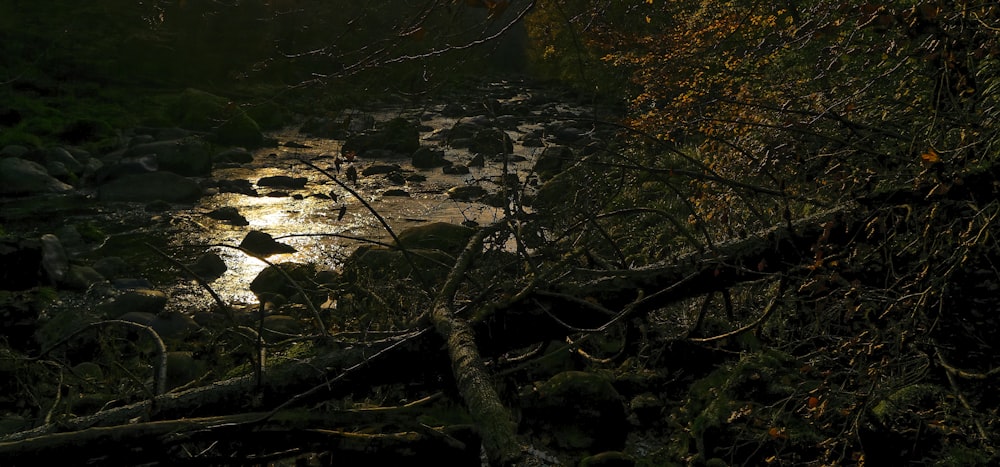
(170, 107, 545, 310)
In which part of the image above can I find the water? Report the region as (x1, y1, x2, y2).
(172, 101, 550, 310)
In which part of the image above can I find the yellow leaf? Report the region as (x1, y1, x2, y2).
(921, 148, 940, 164)
(645, 15, 652, 24)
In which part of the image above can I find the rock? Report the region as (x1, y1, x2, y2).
(0, 157, 74, 195)
(446, 121, 483, 147)
(43, 147, 83, 175)
(441, 103, 466, 117)
(121, 310, 200, 340)
(92, 256, 129, 279)
(411, 147, 451, 168)
(443, 164, 470, 175)
(382, 188, 410, 197)
(215, 179, 258, 196)
(97, 288, 168, 318)
(215, 111, 263, 148)
(97, 171, 203, 203)
(549, 124, 587, 143)
(126, 138, 212, 176)
(250, 262, 316, 303)
(394, 222, 476, 255)
(40, 234, 69, 285)
(128, 134, 156, 147)
(149, 311, 201, 341)
(342, 117, 420, 156)
(118, 311, 156, 327)
(257, 175, 307, 189)
(206, 206, 249, 226)
(164, 89, 263, 148)
(239, 230, 296, 257)
(534, 146, 574, 181)
(447, 184, 487, 201)
(521, 135, 544, 147)
(92, 154, 159, 183)
(214, 147, 253, 164)
(345, 112, 376, 133)
(468, 128, 514, 155)
(361, 163, 401, 176)
(186, 251, 228, 279)
(385, 172, 407, 185)
(60, 265, 105, 291)
(262, 314, 307, 336)
(298, 116, 348, 139)
(519, 371, 628, 451)
(1, 144, 30, 158)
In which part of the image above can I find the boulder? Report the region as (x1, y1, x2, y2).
(214, 147, 253, 164)
(257, 175, 307, 189)
(361, 163, 401, 176)
(43, 147, 84, 175)
(447, 184, 487, 201)
(39, 234, 69, 285)
(186, 251, 228, 279)
(250, 262, 316, 303)
(206, 206, 249, 226)
(91, 154, 158, 183)
(382, 188, 410, 197)
(164, 88, 263, 148)
(468, 128, 514, 155)
(443, 164, 470, 175)
(97, 288, 169, 318)
(126, 138, 212, 176)
(239, 230, 296, 257)
(97, 171, 203, 203)
(0, 157, 74, 195)
(60, 265, 106, 291)
(393, 222, 476, 256)
(1, 144, 30, 158)
(411, 147, 451, 168)
(534, 145, 574, 181)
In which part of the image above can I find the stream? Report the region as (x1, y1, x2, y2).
(130, 81, 611, 312)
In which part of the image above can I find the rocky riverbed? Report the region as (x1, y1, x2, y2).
(1, 80, 623, 346)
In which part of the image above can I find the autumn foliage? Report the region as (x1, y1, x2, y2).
(526, 0, 1000, 464)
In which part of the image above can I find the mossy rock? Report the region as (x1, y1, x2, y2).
(249, 262, 318, 303)
(393, 222, 476, 256)
(163, 88, 263, 148)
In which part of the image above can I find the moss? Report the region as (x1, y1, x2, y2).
(871, 384, 945, 425)
(162, 88, 264, 147)
(75, 221, 106, 243)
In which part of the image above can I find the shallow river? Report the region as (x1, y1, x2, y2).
(163, 85, 593, 311)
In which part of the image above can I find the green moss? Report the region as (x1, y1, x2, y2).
(75, 222, 105, 243)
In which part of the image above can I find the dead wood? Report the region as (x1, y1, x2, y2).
(426, 224, 522, 466)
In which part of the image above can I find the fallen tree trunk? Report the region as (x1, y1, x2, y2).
(0, 409, 479, 465)
(426, 225, 522, 466)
